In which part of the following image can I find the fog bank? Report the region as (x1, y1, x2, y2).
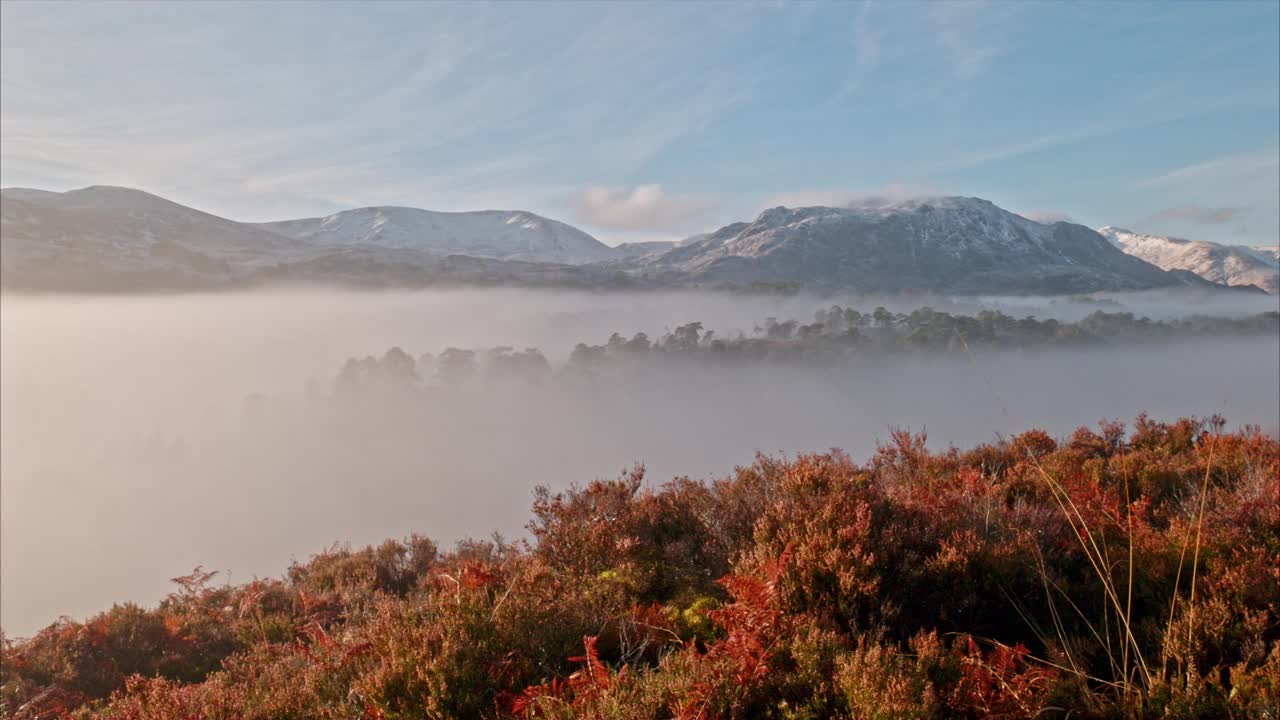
(3, 288, 1277, 637)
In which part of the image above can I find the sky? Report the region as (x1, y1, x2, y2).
(1, 1, 1278, 246)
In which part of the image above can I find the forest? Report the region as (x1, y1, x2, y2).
(333, 306, 1280, 389)
(3, 414, 1277, 719)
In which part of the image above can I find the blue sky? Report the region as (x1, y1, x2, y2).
(2, 1, 1277, 246)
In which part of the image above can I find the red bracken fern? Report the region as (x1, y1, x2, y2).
(673, 546, 793, 720)
(947, 636, 1060, 719)
(505, 635, 618, 717)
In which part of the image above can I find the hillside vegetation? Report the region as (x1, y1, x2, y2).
(3, 416, 1278, 719)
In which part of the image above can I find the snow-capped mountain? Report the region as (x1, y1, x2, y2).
(256, 206, 615, 265)
(1097, 226, 1279, 294)
(631, 197, 1198, 294)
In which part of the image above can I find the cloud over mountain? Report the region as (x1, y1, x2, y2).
(762, 182, 942, 212)
(571, 184, 718, 234)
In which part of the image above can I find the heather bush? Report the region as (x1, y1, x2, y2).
(835, 633, 940, 720)
(3, 416, 1276, 719)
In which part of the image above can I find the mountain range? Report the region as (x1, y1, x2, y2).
(1, 185, 1273, 294)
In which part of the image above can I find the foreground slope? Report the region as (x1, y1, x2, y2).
(1098, 226, 1280, 294)
(3, 416, 1276, 719)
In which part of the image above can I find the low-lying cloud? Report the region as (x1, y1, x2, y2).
(763, 181, 942, 211)
(571, 184, 717, 233)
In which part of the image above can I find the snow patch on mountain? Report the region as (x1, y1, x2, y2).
(1097, 226, 1279, 294)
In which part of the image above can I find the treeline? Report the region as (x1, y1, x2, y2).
(3, 415, 1277, 718)
(333, 306, 1280, 390)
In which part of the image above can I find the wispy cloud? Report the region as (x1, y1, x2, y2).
(840, 1, 880, 96)
(933, 94, 1268, 173)
(0, 2, 749, 221)
(1149, 204, 1242, 225)
(1139, 149, 1280, 187)
(932, 127, 1099, 173)
(837, 0, 1020, 100)
(927, 0, 1021, 81)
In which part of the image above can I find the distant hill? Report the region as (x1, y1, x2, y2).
(1, 185, 300, 263)
(0, 186, 303, 291)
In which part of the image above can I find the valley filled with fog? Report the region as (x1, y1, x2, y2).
(3, 287, 1278, 637)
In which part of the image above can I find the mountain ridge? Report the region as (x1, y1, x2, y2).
(2, 186, 1264, 294)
